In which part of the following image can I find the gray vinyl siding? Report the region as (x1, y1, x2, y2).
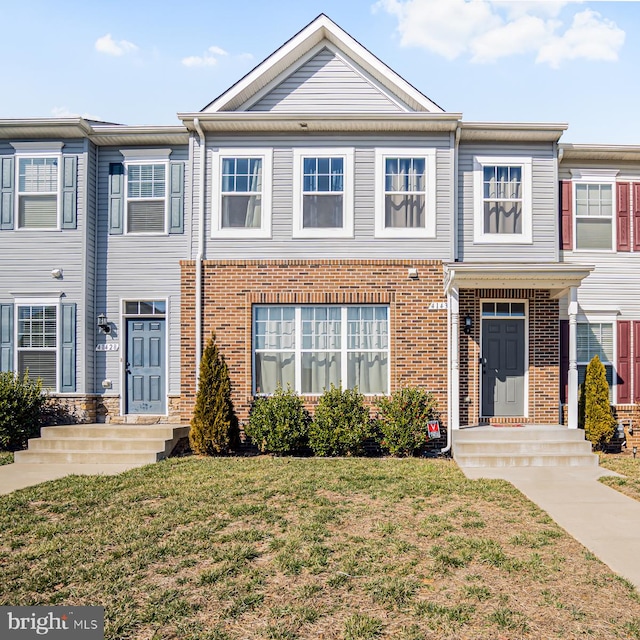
(83, 141, 98, 392)
(458, 143, 558, 262)
(96, 146, 189, 402)
(0, 139, 86, 392)
(248, 48, 409, 113)
(200, 135, 453, 260)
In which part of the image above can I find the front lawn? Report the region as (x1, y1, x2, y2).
(1, 457, 639, 639)
(599, 453, 640, 501)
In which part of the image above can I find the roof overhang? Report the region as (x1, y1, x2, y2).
(460, 122, 568, 143)
(88, 125, 189, 146)
(559, 144, 640, 163)
(179, 112, 462, 134)
(444, 262, 594, 299)
(0, 118, 94, 140)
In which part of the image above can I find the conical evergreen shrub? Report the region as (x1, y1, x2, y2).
(583, 354, 616, 450)
(189, 333, 239, 455)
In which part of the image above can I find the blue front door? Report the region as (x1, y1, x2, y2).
(126, 319, 166, 414)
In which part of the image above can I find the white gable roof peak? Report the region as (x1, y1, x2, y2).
(202, 14, 444, 114)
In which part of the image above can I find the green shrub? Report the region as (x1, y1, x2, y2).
(582, 355, 616, 450)
(189, 333, 239, 455)
(245, 385, 310, 454)
(309, 385, 372, 456)
(0, 371, 47, 450)
(375, 387, 440, 456)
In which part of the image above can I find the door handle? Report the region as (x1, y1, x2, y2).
(126, 361, 131, 375)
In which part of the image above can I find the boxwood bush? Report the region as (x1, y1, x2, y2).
(246, 385, 310, 454)
(309, 385, 372, 456)
(375, 387, 439, 456)
(0, 371, 47, 450)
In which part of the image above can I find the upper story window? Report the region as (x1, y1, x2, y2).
(473, 156, 532, 244)
(375, 149, 436, 238)
(574, 182, 613, 250)
(293, 149, 354, 238)
(212, 149, 273, 238)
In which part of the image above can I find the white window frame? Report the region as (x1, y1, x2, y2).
(253, 305, 390, 396)
(292, 148, 354, 238)
(576, 311, 618, 404)
(570, 169, 618, 253)
(14, 297, 61, 392)
(374, 148, 437, 238)
(212, 148, 273, 239)
(11, 142, 64, 231)
(121, 149, 171, 236)
(473, 156, 532, 244)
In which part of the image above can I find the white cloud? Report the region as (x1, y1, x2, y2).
(182, 45, 228, 68)
(536, 8, 625, 68)
(375, 0, 624, 67)
(51, 106, 102, 121)
(95, 33, 138, 57)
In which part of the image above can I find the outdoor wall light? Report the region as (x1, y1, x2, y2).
(634, 446, 637, 459)
(97, 313, 111, 334)
(464, 315, 473, 335)
(50, 268, 63, 279)
(629, 421, 634, 437)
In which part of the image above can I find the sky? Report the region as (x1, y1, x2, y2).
(2, 0, 639, 144)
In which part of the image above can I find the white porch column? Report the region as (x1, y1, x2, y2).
(568, 287, 579, 429)
(449, 287, 460, 431)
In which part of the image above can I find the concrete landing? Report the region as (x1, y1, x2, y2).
(461, 464, 640, 589)
(0, 462, 146, 495)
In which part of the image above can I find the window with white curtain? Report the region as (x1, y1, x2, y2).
(126, 163, 167, 233)
(374, 148, 436, 238)
(253, 305, 389, 395)
(17, 157, 59, 229)
(577, 322, 614, 402)
(213, 149, 273, 238)
(17, 304, 57, 390)
(473, 156, 532, 244)
(575, 183, 613, 250)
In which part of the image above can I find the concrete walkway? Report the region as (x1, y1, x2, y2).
(461, 464, 640, 589)
(0, 462, 145, 495)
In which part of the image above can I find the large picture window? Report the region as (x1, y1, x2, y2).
(17, 304, 57, 389)
(253, 305, 389, 395)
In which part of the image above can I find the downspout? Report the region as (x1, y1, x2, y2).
(441, 124, 462, 455)
(194, 117, 206, 388)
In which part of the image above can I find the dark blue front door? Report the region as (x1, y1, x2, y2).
(126, 319, 166, 414)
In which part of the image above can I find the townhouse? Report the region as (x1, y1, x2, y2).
(0, 15, 636, 449)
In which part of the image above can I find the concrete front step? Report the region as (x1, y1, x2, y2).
(453, 425, 599, 468)
(13, 450, 162, 465)
(14, 424, 189, 465)
(454, 453, 599, 468)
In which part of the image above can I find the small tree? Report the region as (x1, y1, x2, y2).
(0, 371, 47, 450)
(309, 385, 372, 456)
(245, 385, 310, 454)
(189, 333, 238, 455)
(582, 355, 616, 450)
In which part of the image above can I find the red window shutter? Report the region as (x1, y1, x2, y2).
(617, 320, 631, 403)
(635, 321, 640, 403)
(560, 320, 569, 404)
(560, 180, 573, 250)
(617, 182, 630, 251)
(634, 183, 640, 251)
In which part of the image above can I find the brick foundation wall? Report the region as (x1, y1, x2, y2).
(459, 289, 559, 426)
(181, 259, 449, 437)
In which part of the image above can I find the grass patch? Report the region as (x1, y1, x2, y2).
(1, 456, 640, 638)
(0, 451, 13, 466)
(600, 453, 640, 501)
